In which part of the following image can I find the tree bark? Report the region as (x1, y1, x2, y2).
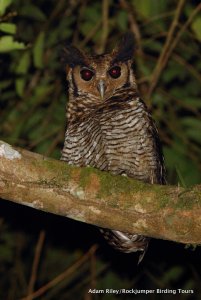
(0, 140, 201, 244)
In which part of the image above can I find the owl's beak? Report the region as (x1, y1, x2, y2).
(97, 80, 106, 100)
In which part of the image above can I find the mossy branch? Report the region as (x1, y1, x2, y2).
(0, 140, 201, 245)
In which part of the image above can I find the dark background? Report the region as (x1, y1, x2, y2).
(0, 0, 201, 299)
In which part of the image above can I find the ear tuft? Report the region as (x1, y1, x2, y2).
(112, 32, 135, 64)
(61, 45, 87, 68)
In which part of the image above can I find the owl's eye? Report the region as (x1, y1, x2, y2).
(108, 66, 121, 79)
(80, 68, 94, 81)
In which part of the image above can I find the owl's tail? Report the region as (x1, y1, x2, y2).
(100, 228, 150, 263)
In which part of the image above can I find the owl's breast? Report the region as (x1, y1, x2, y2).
(61, 117, 106, 169)
(61, 104, 164, 184)
(99, 106, 162, 183)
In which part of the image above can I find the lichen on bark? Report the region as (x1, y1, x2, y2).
(0, 141, 201, 245)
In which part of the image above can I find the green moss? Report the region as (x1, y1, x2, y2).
(173, 189, 199, 210)
(42, 158, 58, 170)
(150, 184, 169, 208)
(108, 199, 119, 208)
(79, 166, 96, 188)
(165, 214, 175, 226)
(158, 196, 170, 208)
(156, 190, 170, 208)
(98, 172, 145, 197)
(42, 158, 75, 182)
(78, 166, 146, 198)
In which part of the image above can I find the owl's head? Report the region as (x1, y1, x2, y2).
(62, 33, 137, 103)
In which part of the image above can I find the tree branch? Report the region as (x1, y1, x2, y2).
(0, 140, 201, 245)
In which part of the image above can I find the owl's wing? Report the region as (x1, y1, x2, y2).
(148, 113, 166, 185)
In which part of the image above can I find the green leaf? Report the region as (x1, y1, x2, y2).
(116, 11, 128, 31)
(0, 79, 11, 90)
(175, 166, 187, 188)
(15, 51, 31, 96)
(183, 97, 201, 108)
(191, 17, 201, 41)
(0, 0, 12, 16)
(16, 51, 30, 74)
(163, 64, 185, 83)
(20, 4, 47, 21)
(80, 23, 93, 36)
(144, 40, 162, 52)
(35, 84, 54, 97)
(185, 129, 201, 145)
(163, 266, 184, 283)
(0, 22, 16, 34)
(181, 118, 201, 131)
(133, 0, 167, 17)
(0, 35, 25, 52)
(15, 78, 25, 97)
(33, 31, 45, 69)
(181, 118, 201, 144)
(84, 4, 101, 23)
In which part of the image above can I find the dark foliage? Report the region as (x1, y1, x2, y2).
(0, 0, 201, 299)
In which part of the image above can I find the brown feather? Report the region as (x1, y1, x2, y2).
(61, 37, 165, 262)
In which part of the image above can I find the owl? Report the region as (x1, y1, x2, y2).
(61, 33, 165, 262)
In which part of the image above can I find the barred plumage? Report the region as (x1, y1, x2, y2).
(61, 33, 165, 262)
